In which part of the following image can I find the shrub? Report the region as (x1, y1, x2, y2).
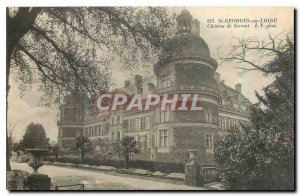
(45, 156, 186, 173)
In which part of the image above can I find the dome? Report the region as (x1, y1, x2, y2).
(161, 32, 211, 59)
(154, 9, 217, 74)
(180, 9, 191, 15)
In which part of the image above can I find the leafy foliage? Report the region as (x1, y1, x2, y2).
(215, 35, 294, 190)
(113, 136, 140, 168)
(6, 7, 176, 170)
(75, 135, 92, 163)
(21, 123, 50, 149)
(12, 140, 24, 152)
(7, 7, 177, 108)
(51, 144, 61, 161)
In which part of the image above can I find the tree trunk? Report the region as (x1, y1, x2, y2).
(55, 153, 58, 161)
(81, 148, 85, 164)
(6, 7, 42, 172)
(6, 8, 13, 172)
(6, 141, 11, 171)
(124, 154, 129, 169)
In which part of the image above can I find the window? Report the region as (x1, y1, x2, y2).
(160, 109, 169, 122)
(160, 111, 164, 122)
(105, 124, 109, 135)
(233, 119, 239, 128)
(162, 78, 171, 88)
(225, 117, 230, 130)
(117, 131, 120, 141)
(162, 79, 166, 88)
(159, 130, 168, 147)
(164, 110, 169, 122)
(100, 124, 103, 135)
(84, 128, 88, 137)
(136, 136, 141, 148)
(135, 118, 140, 131)
(206, 134, 213, 149)
(140, 117, 146, 130)
(152, 135, 155, 147)
(145, 116, 150, 129)
(230, 119, 235, 129)
(111, 132, 115, 140)
(94, 125, 97, 135)
(144, 135, 148, 149)
(112, 115, 118, 126)
(97, 125, 100, 135)
(207, 112, 212, 123)
(128, 119, 134, 132)
(219, 117, 225, 131)
(129, 153, 134, 160)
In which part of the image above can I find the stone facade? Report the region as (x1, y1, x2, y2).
(57, 9, 251, 165)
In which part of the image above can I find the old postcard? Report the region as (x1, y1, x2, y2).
(6, 7, 294, 190)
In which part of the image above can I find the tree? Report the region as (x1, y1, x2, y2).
(22, 123, 50, 149)
(6, 6, 176, 171)
(7, 122, 17, 170)
(75, 135, 92, 164)
(12, 140, 24, 154)
(7, 7, 176, 107)
(215, 34, 294, 190)
(51, 144, 61, 161)
(113, 136, 140, 168)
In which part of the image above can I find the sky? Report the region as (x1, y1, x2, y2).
(7, 7, 294, 142)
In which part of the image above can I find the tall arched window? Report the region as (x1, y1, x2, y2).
(206, 112, 212, 123)
(111, 132, 115, 141)
(117, 131, 120, 142)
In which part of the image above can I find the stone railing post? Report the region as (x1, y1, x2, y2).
(184, 149, 203, 187)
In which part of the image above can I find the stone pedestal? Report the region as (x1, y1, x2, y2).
(24, 174, 51, 190)
(185, 163, 201, 187)
(7, 170, 30, 190)
(184, 149, 203, 187)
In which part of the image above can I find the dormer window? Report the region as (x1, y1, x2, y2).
(162, 78, 171, 89)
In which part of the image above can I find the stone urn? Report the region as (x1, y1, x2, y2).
(26, 149, 48, 174)
(187, 149, 198, 165)
(24, 149, 51, 190)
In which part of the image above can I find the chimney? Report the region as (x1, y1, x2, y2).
(214, 72, 220, 82)
(124, 80, 131, 87)
(135, 75, 143, 93)
(191, 19, 200, 37)
(235, 83, 242, 93)
(148, 83, 155, 91)
(135, 75, 143, 87)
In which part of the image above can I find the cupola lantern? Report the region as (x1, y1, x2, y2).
(176, 8, 193, 33)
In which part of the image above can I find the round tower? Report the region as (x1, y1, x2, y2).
(152, 9, 220, 164)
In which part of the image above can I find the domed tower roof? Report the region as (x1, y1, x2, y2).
(166, 32, 211, 58)
(180, 8, 191, 15)
(154, 9, 217, 74)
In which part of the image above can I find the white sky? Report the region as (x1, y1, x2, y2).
(7, 7, 294, 142)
